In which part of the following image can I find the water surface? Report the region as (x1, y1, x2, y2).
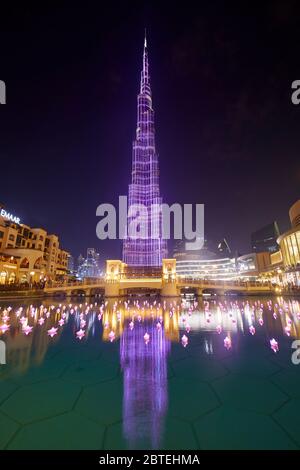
(0, 295, 300, 450)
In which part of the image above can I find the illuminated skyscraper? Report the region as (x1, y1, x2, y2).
(77, 248, 101, 278)
(123, 33, 167, 266)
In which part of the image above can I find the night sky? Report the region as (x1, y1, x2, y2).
(1, 2, 300, 262)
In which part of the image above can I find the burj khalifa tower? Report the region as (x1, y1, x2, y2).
(122, 33, 168, 266)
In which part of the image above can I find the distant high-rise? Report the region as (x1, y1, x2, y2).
(77, 254, 84, 272)
(77, 249, 101, 278)
(251, 222, 280, 253)
(67, 255, 75, 273)
(122, 33, 167, 266)
(216, 238, 231, 256)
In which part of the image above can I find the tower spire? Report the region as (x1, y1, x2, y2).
(141, 31, 150, 96)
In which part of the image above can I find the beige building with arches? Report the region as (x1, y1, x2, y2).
(0, 204, 69, 285)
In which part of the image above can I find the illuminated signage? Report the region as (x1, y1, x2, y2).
(0, 209, 20, 224)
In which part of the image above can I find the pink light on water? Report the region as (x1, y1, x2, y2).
(76, 329, 85, 340)
(270, 338, 279, 353)
(47, 327, 58, 338)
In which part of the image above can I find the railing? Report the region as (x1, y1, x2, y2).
(120, 272, 162, 279)
(45, 278, 105, 289)
(282, 285, 300, 293)
(178, 278, 274, 288)
(0, 283, 44, 292)
(45, 276, 276, 290)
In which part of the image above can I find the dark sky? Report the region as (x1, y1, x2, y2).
(1, 1, 300, 262)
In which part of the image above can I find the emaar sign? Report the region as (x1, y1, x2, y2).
(0, 208, 20, 224)
(0, 80, 6, 104)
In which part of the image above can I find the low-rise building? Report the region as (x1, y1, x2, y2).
(237, 252, 272, 278)
(0, 204, 70, 285)
(277, 200, 300, 287)
(176, 257, 238, 281)
(174, 239, 239, 281)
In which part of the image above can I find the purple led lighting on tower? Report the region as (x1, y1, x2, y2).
(123, 32, 168, 266)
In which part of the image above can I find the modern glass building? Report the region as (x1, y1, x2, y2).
(277, 200, 300, 286)
(176, 257, 238, 281)
(251, 221, 280, 253)
(279, 230, 300, 267)
(174, 239, 238, 281)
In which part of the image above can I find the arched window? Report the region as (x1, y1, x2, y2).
(0, 271, 7, 284)
(9, 272, 16, 284)
(34, 257, 42, 269)
(20, 258, 29, 268)
(20, 274, 28, 284)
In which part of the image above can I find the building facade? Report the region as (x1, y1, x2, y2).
(237, 252, 272, 278)
(176, 257, 238, 281)
(173, 236, 280, 282)
(251, 221, 280, 253)
(174, 238, 239, 281)
(122, 34, 167, 266)
(0, 205, 69, 285)
(277, 200, 300, 286)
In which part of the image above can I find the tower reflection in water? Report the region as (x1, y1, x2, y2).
(121, 319, 170, 448)
(102, 299, 178, 448)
